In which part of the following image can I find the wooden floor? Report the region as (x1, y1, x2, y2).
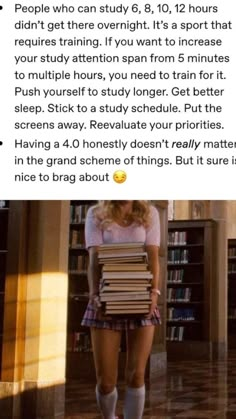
(65, 350, 236, 418)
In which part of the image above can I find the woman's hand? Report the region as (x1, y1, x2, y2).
(146, 290, 158, 319)
(89, 294, 101, 310)
(89, 294, 112, 320)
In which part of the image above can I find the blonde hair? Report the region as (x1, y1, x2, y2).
(93, 200, 151, 228)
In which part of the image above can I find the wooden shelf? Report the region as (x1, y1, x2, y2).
(69, 270, 87, 276)
(167, 219, 216, 359)
(168, 262, 204, 266)
(228, 239, 236, 349)
(69, 293, 89, 302)
(167, 282, 203, 286)
(167, 301, 203, 305)
(69, 245, 87, 251)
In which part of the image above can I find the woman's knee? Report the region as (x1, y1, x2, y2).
(97, 377, 117, 395)
(125, 368, 145, 387)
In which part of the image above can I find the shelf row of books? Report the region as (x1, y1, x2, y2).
(67, 332, 92, 352)
(228, 248, 236, 257)
(167, 307, 196, 321)
(229, 263, 236, 273)
(168, 249, 189, 264)
(167, 287, 192, 302)
(228, 239, 236, 350)
(70, 204, 91, 224)
(98, 242, 152, 315)
(69, 230, 85, 247)
(167, 326, 184, 341)
(69, 255, 88, 271)
(168, 231, 187, 246)
(168, 269, 184, 283)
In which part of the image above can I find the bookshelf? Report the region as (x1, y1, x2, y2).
(167, 219, 216, 360)
(228, 238, 236, 348)
(0, 200, 9, 373)
(66, 200, 97, 379)
(66, 200, 168, 379)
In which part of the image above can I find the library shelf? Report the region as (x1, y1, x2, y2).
(167, 219, 216, 360)
(228, 238, 236, 349)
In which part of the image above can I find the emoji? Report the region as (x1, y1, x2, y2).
(113, 170, 127, 184)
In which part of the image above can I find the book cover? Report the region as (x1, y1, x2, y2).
(102, 271, 152, 279)
(100, 285, 151, 292)
(103, 263, 148, 271)
(100, 292, 150, 301)
(105, 308, 149, 314)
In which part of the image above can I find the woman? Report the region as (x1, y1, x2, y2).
(81, 200, 161, 419)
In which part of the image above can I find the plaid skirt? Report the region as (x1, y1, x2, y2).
(81, 303, 161, 331)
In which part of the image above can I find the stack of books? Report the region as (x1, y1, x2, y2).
(98, 243, 152, 315)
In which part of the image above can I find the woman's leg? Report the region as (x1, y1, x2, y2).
(123, 326, 155, 419)
(91, 327, 122, 419)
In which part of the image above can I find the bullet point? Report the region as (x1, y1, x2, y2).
(0, 141, 3, 146)
(0, 6, 3, 10)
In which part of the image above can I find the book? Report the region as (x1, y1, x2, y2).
(105, 309, 149, 314)
(106, 301, 150, 307)
(102, 271, 153, 279)
(103, 263, 148, 272)
(98, 252, 147, 262)
(100, 292, 150, 302)
(102, 279, 150, 285)
(70, 204, 90, 223)
(106, 303, 150, 311)
(100, 285, 151, 292)
(98, 242, 152, 314)
(99, 256, 147, 264)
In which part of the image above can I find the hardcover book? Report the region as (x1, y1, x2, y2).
(98, 243, 152, 314)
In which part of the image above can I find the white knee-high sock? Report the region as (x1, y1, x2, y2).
(123, 385, 145, 419)
(95, 385, 118, 419)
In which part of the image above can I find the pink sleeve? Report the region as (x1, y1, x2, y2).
(85, 206, 103, 248)
(145, 206, 161, 246)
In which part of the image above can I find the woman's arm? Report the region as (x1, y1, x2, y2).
(87, 246, 101, 301)
(146, 244, 160, 317)
(87, 246, 112, 319)
(146, 244, 160, 290)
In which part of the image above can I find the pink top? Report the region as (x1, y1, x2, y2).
(85, 205, 160, 248)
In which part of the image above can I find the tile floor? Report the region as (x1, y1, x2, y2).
(65, 351, 236, 418)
